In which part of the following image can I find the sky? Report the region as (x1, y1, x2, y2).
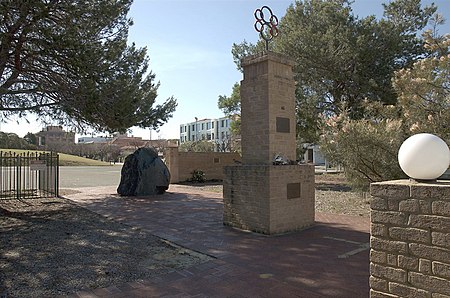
(2, 0, 450, 140)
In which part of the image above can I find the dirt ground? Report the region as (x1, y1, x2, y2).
(0, 198, 211, 298)
(314, 173, 371, 217)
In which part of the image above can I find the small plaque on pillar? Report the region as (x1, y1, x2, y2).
(287, 183, 301, 199)
(276, 117, 290, 133)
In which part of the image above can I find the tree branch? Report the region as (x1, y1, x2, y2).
(0, 101, 57, 112)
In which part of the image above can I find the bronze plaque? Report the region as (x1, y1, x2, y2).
(276, 117, 290, 133)
(287, 183, 301, 199)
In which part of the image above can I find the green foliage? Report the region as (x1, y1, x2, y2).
(321, 30, 449, 190)
(179, 141, 214, 152)
(231, 40, 266, 72)
(24, 132, 37, 146)
(393, 28, 450, 143)
(218, 82, 241, 117)
(228, 0, 444, 188)
(228, 0, 444, 189)
(231, 0, 437, 143)
(218, 82, 241, 137)
(189, 169, 206, 183)
(0, 132, 36, 150)
(319, 103, 407, 190)
(0, 0, 176, 133)
(217, 83, 241, 153)
(278, 0, 435, 137)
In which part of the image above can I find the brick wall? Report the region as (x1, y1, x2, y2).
(164, 147, 241, 183)
(370, 180, 450, 298)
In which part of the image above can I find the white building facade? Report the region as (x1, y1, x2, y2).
(179, 117, 232, 151)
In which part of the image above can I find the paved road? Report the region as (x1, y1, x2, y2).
(59, 166, 122, 188)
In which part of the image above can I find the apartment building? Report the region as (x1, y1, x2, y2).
(179, 117, 232, 151)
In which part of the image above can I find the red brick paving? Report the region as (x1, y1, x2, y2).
(67, 185, 370, 297)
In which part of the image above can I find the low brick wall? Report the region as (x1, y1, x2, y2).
(370, 180, 450, 297)
(164, 147, 241, 183)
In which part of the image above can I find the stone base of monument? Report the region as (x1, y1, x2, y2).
(223, 164, 315, 235)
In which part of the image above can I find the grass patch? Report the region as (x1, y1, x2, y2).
(0, 149, 111, 166)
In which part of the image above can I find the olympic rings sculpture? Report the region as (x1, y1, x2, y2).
(254, 6, 279, 49)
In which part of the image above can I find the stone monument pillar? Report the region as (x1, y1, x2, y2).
(240, 52, 296, 164)
(223, 51, 315, 235)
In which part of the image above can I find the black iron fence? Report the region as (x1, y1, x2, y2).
(0, 151, 59, 199)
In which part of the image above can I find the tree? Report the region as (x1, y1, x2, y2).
(320, 25, 449, 190)
(277, 0, 435, 141)
(319, 102, 406, 190)
(179, 141, 214, 152)
(228, 0, 443, 189)
(231, 0, 437, 143)
(23, 132, 37, 145)
(215, 134, 234, 153)
(393, 25, 450, 143)
(218, 82, 241, 117)
(218, 83, 242, 153)
(218, 82, 241, 136)
(231, 40, 266, 72)
(0, 132, 35, 149)
(0, 0, 176, 133)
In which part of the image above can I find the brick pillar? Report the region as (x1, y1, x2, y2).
(223, 51, 315, 235)
(369, 180, 450, 297)
(164, 146, 179, 183)
(240, 51, 296, 165)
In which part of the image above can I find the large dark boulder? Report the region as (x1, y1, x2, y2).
(117, 147, 170, 196)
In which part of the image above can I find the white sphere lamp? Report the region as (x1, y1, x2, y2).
(398, 133, 450, 181)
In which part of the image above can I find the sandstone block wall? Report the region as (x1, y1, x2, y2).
(164, 147, 241, 183)
(370, 180, 450, 298)
(223, 164, 315, 234)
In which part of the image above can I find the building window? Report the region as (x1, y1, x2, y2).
(221, 120, 225, 127)
(192, 125, 195, 131)
(212, 133, 215, 139)
(201, 123, 204, 130)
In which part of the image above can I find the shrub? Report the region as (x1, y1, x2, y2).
(319, 104, 407, 190)
(189, 169, 206, 183)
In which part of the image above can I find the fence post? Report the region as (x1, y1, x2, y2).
(0, 150, 60, 199)
(16, 154, 20, 199)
